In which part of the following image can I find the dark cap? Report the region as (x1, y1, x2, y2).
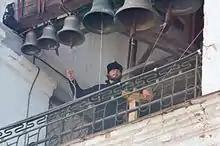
(107, 61, 123, 73)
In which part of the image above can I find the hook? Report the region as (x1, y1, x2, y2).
(60, 0, 78, 16)
(20, 24, 36, 37)
(60, 0, 73, 16)
(36, 10, 47, 26)
(35, 0, 47, 25)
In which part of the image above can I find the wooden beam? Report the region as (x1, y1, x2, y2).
(120, 31, 184, 58)
(127, 38, 138, 69)
(136, 37, 182, 57)
(137, 44, 154, 65)
(123, 61, 154, 77)
(153, 31, 193, 54)
(123, 56, 173, 77)
(122, 23, 195, 55)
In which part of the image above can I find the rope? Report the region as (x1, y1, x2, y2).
(141, 1, 173, 74)
(141, 24, 167, 74)
(151, 28, 203, 91)
(98, 18, 104, 91)
(41, 50, 76, 100)
(70, 46, 77, 100)
(24, 66, 40, 145)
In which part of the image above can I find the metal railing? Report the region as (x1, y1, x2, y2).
(0, 52, 201, 146)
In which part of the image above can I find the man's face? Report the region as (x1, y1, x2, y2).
(107, 69, 122, 81)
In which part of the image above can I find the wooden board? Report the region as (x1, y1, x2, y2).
(122, 89, 153, 122)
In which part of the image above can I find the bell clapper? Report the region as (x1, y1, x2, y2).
(70, 45, 77, 56)
(127, 14, 136, 71)
(55, 47, 59, 56)
(130, 14, 136, 37)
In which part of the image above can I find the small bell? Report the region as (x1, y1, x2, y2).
(116, 0, 156, 31)
(57, 15, 85, 47)
(37, 24, 60, 50)
(21, 30, 41, 56)
(83, 0, 115, 34)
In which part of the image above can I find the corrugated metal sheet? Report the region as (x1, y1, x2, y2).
(63, 92, 220, 146)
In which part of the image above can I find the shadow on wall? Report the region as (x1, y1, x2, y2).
(0, 22, 23, 56)
(52, 83, 74, 103)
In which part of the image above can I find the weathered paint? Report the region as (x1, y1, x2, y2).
(63, 91, 220, 146)
(0, 23, 56, 128)
(202, 0, 220, 95)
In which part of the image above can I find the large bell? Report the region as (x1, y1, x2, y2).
(115, 0, 156, 32)
(83, 0, 115, 34)
(37, 24, 60, 50)
(151, 0, 203, 16)
(57, 15, 85, 47)
(21, 30, 41, 56)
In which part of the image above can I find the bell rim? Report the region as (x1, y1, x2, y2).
(84, 9, 114, 18)
(82, 10, 115, 34)
(116, 6, 155, 16)
(115, 7, 155, 31)
(57, 30, 85, 46)
(83, 11, 115, 24)
(21, 44, 41, 56)
(83, 26, 115, 34)
(37, 37, 60, 50)
(57, 29, 84, 38)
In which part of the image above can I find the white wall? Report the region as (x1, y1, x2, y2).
(0, 23, 56, 128)
(202, 0, 220, 95)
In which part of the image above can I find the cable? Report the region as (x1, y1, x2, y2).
(179, 29, 203, 59)
(26, 66, 40, 118)
(140, 1, 174, 74)
(33, 56, 77, 100)
(24, 66, 40, 146)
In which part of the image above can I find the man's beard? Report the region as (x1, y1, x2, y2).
(107, 75, 122, 83)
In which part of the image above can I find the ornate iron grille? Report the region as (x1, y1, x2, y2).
(0, 51, 201, 146)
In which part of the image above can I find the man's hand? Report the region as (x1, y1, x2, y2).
(121, 89, 153, 102)
(66, 70, 75, 81)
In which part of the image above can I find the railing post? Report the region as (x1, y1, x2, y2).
(194, 54, 199, 98)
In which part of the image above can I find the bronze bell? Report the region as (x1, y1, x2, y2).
(21, 30, 41, 56)
(115, 0, 156, 32)
(37, 24, 60, 50)
(83, 0, 115, 34)
(57, 15, 85, 47)
(151, 0, 203, 16)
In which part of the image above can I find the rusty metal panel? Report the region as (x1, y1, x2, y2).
(17, 0, 91, 28)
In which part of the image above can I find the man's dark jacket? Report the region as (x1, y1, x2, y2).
(69, 80, 126, 130)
